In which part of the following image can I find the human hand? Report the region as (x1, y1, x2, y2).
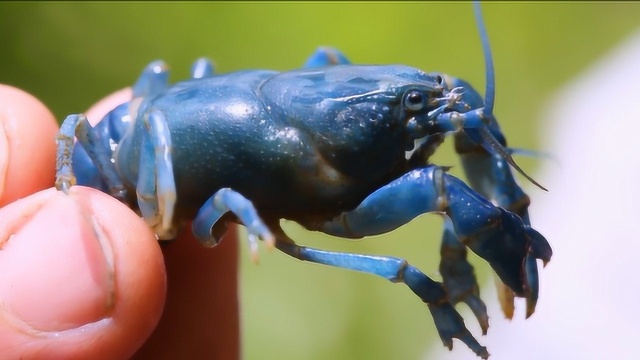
(0, 85, 239, 359)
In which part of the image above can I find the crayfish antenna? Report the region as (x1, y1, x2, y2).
(507, 147, 560, 166)
(474, 1, 495, 117)
(479, 127, 548, 192)
(473, 1, 548, 192)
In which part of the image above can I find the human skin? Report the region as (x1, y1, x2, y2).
(0, 85, 240, 359)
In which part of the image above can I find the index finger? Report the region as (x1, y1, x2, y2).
(0, 85, 59, 206)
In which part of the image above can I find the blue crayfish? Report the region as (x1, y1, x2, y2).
(54, 3, 551, 358)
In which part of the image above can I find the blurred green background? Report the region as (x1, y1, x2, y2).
(1, 2, 639, 359)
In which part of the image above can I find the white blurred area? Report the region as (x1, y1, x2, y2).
(427, 28, 640, 360)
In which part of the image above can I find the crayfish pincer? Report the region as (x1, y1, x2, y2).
(54, 2, 551, 359)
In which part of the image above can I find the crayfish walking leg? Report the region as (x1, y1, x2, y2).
(273, 227, 490, 359)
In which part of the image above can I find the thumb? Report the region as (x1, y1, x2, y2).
(0, 187, 166, 360)
(0, 84, 166, 359)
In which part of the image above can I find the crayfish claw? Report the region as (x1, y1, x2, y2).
(493, 251, 541, 320)
(523, 253, 539, 318)
(428, 302, 490, 359)
(528, 227, 553, 266)
(464, 295, 489, 335)
(494, 278, 516, 320)
(439, 222, 489, 334)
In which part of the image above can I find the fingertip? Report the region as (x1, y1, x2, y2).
(79, 186, 168, 358)
(0, 186, 166, 359)
(0, 85, 59, 207)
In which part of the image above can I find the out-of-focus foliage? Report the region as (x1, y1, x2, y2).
(1, 2, 638, 360)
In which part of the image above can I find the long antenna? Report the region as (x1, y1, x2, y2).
(472, 1, 548, 192)
(473, 1, 495, 117)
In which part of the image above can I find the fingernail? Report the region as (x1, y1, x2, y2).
(0, 190, 115, 332)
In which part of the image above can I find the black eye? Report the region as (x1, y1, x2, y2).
(404, 90, 425, 111)
(434, 74, 443, 85)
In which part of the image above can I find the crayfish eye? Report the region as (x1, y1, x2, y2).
(404, 90, 426, 111)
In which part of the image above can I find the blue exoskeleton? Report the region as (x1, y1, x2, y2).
(54, 3, 551, 359)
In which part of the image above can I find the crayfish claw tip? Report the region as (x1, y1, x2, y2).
(462, 295, 489, 335)
(263, 233, 276, 251)
(442, 339, 453, 351)
(55, 176, 76, 195)
(246, 234, 261, 264)
(456, 332, 490, 360)
(525, 301, 536, 319)
(250, 249, 260, 265)
(480, 349, 490, 360)
(478, 315, 489, 336)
